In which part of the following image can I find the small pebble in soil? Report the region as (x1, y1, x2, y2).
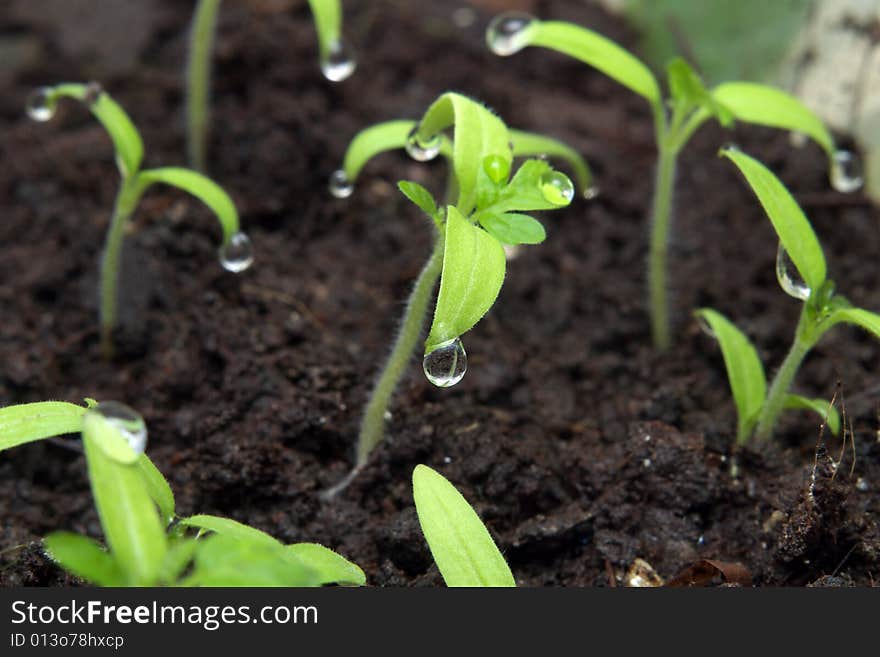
(855, 477, 868, 491)
(423, 338, 467, 387)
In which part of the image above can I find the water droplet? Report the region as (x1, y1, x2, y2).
(788, 131, 807, 148)
(320, 40, 356, 82)
(383, 410, 392, 421)
(855, 477, 868, 492)
(328, 169, 354, 198)
(775, 242, 810, 301)
(83, 81, 104, 105)
(26, 87, 56, 122)
(89, 401, 147, 461)
(219, 232, 254, 273)
(423, 338, 467, 387)
(696, 314, 716, 338)
(486, 12, 536, 56)
(483, 154, 510, 184)
(642, 458, 652, 468)
(503, 244, 521, 261)
(406, 126, 441, 162)
(830, 150, 863, 193)
(451, 6, 477, 28)
(443, 455, 453, 464)
(540, 171, 575, 204)
(583, 185, 600, 200)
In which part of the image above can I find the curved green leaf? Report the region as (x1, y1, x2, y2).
(426, 206, 506, 352)
(286, 543, 366, 586)
(188, 534, 320, 587)
(0, 401, 87, 452)
(398, 181, 438, 219)
(44, 532, 125, 586)
(828, 307, 880, 340)
(136, 455, 175, 526)
(783, 394, 841, 435)
(178, 514, 281, 549)
(479, 213, 546, 245)
(489, 159, 573, 213)
(341, 120, 453, 183)
(412, 464, 515, 587)
(695, 308, 766, 443)
(509, 129, 592, 193)
(307, 0, 342, 60)
(137, 167, 240, 243)
(517, 20, 661, 106)
(721, 148, 826, 294)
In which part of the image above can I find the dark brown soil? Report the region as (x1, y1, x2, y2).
(1, 0, 878, 587)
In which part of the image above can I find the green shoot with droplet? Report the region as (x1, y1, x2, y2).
(325, 92, 589, 490)
(26, 82, 250, 357)
(697, 148, 880, 444)
(0, 400, 363, 586)
(485, 14, 854, 351)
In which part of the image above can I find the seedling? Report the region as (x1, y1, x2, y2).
(696, 148, 880, 444)
(485, 14, 862, 350)
(0, 400, 363, 586)
(186, 0, 353, 170)
(325, 92, 589, 491)
(26, 82, 252, 357)
(412, 464, 514, 587)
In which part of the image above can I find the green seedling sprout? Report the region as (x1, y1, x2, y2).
(412, 464, 515, 587)
(186, 0, 353, 170)
(25, 82, 252, 357)
(485, 14, 863, 351)
(324, 93, 589, 494)
(696, 147, 880, 444)
(0, 400, 364, 587)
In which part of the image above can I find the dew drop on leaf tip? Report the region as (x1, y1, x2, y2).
(328, 169, 354, 198)
(423, 338, 467, 387)
(540, 171, 575, 204)
(90, 401, 148, 458)
(219, 231, 254, 273)
(405, 127, 441, 162)
(830, 150, 863, 193)
(486, 12, 536, 56)
(25, 87, 56, 122)
(775, 243, 810, 301)
(320, 40, 357, 82)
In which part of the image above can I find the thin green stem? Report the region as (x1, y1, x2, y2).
(186, 0, 221, 172)
(648, 146, 678, 351)
(355, 234, 444, 467)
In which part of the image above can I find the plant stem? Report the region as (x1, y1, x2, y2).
(754, 307, 812, 442)
(648, 146, 678, 351)
(186, 0, 221, 172)
(355, 235, 444, 467)
(100, 178, 144, 358)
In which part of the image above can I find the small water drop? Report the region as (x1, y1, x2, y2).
(328, 169, 354, 198)
(540, 171, 575, 204)
(89, 401, 147, 460)
(219, 232, 254, 273)
(320, 40, 357, 82)
(830, 150, 863, 193)
(855, 477, 868, 492)
(483, 154, 510, 184)
(503, 244, 522, 261)
(775, 242, 810, 301)
(405, 127, 441, 162)
(423, 338, 467, 387)
(696, 314, 716, 338)
(486, 12, 536, 56)
(583, 184, 600, 200)
(26, 87, 56, 122)
(788, 131, 807, 148)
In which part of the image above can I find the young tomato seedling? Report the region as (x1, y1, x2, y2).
(412, 464, 515, 587)
(325, 92, 589, 493)
(697, 148, 880, 444)
(26, 82, 252, 357)
(0, 400, 364, 587)
(485, 14, 862, 350)
(186, 0, 353, 170)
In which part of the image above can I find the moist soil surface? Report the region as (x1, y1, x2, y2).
(1, 0, 878, 587)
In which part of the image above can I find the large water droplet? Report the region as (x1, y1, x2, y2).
(320, 40, 357, 82)
(540, 171, 575, 204)
(406, 127, 441, 162)
(830, 150, 863, 193)
(486, 12, 536, 56)
(219, 232, 254, 273)
(26, 87, 56, 122)
(776, 243, 810, 301)
(423, 338, 467, 387)
(328, 169, 354, 198)
(89, 401, 147, 461)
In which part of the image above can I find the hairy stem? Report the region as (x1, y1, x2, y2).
(355, 236, 444, 467)
(186, 0, 221, 172)
(648, 146, 678, 351)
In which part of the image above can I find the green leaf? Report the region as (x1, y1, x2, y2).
(178, 514, 281, 549)
(341, 120, 453, 182)
(666, 57, 733, 127)
(518, 20, 661, 106)
(426, 206, 506, 351)
(306, 0, 342, 60)
(828, 307, 880, 340)
(509, 128, 593, 193)
(136, 455, 175, 526)
(137, 167, 240, 243)
(712, 82, 834, 157)
(479, 213, 546, 245)
(82, 412, 167, 585)
(51, 83, 144, 178)
(487, 160, 573, 214)
(783, 394, 841, 435)
(0, 401, 87, 452)
(188, 534, 320, 587)
(159, 538, 200, 585)
(412, 465, 515, 587)
(43, 532, 125, 586)
(695, 308, 766, 443)
(415, 93, 511, 215)
(398, 181, 438, 218)
(721, 148, 826, 294)
(286, 544, 366, 586)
